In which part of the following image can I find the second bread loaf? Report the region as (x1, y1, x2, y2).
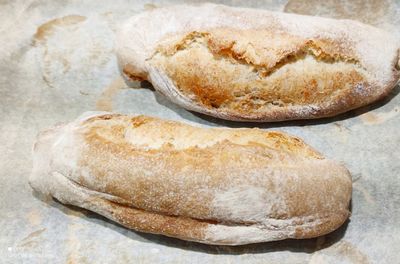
(117, 3, 400, 122)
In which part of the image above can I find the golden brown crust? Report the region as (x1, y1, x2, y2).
(157, 29, 359, 69)
(93, 194, 349, 244)
(79, 114, 351, 238)
(72, 182, 349, 245)
(104, 200, 209, 242)
(30, 112, 352, 245)
(78, 114, 327, 221)
(149, 29, 370, 120)
(117, 3, 400, 122)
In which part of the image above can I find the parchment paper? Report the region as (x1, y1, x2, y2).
(0, 1, 399, 263)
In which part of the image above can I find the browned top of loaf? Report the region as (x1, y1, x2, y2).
(150, 28, 370, 119)
(117, 3, 399, 121)
(71, 114, 350, 229)
(30, 112, 352, 244)
(158, 29, 357, 69)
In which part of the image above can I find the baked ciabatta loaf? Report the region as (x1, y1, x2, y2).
(30, 112, 352, 245)
(117, 3, 400, 122)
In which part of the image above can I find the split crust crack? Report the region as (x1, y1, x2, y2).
(149, 30, 369, 113)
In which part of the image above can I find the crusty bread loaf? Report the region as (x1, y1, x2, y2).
(116, 3, 400, 122)
(30, 112, 352, 245)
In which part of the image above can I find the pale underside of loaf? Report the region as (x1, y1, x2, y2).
(30, 112, 352, 245)
(117, 3, 400, 122)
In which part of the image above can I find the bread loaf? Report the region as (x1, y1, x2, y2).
(117, 3, 400, 122)
(30, 112, 352, 245)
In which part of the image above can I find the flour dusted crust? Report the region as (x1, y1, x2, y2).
(116, 3, 400, 122)
(30, 112, 352, 245)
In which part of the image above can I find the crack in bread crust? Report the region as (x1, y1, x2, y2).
(83, 114, 323, 157)
(149, 29, 370, 118)
(155, 30, 361, 74)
